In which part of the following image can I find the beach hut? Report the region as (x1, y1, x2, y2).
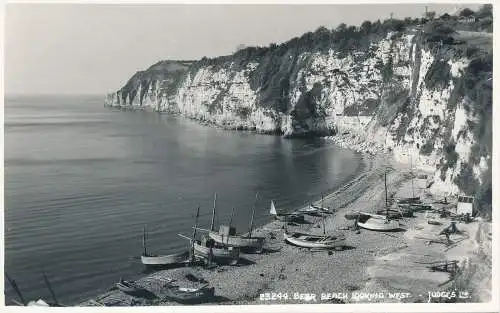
(456, 195, 474, 216)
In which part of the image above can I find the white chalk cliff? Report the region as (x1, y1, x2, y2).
(105, 19, 492, 212)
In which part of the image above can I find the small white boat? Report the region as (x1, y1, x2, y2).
(356, 171, 401, 232)
(141, 226, 190, 266)
(356, 213, 400, 231)
(298, 206, 322, 215)
(284, 231, 346, 249)
(141, 251, 190, 266)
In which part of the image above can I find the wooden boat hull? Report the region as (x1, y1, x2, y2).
(274, 214, 305, 222)
(208, 232, 264, 252)
(396, 197, 421, 204)
(141, 251, 189, 266)
(309, 204, 333, 214)
(164, 286, 215, 304)
(193, 242, 239, 265)
(284, 232, 345, 249)
(357, 216, 400, 231)
(116, 280, 156, 298)
(375, 209, 413, 218)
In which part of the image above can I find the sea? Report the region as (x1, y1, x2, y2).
(3, 95, 363, 305)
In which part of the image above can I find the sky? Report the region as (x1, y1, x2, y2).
(4, 2, 483, 95)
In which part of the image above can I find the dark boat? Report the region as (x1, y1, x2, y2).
(396, 197, 421, 204)
(163, 284, 215, 304)
(116, 279, 156, 299)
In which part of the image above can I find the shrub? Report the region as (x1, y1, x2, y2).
(420, 139, 435, 155)
(424, 59, 451, 90)
(459, 8, 475, 17)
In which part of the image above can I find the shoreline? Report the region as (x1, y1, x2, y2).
(78, 134, 491, 307)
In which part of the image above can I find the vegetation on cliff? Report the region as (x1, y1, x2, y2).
(107, 5, 492, 216)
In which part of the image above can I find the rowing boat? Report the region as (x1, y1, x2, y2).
(164, 284, 215, 304)
(284, 231, 345, 249)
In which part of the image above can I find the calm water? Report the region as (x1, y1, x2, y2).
(4, 95, 363, 305)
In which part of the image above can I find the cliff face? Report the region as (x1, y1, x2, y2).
(105, 17, 492, 213)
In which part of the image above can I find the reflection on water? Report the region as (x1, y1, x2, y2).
(4, 95, 362, 304)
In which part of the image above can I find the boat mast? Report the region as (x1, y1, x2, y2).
(322, 214, 326, 236)
(5, 272, 26, 306)
(190, 206, 200, 262)
(142, 225, 147, 256)
(385, 170, 388, 218)
(43, 272, 59, 306)
(228, 207, 235, 228)
(410, 152, 415, 198)
(210, 193, 217, 231)
(248, 192, 258, 238)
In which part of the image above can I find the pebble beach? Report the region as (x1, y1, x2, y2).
(80, 152, 492, 307)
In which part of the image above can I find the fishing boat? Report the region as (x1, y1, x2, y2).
(116, 279, 156, 299)
(270, 200, 305, 222)
(344, 212, 361, 220)
(298, 206, 323, 216)
(284, 231, 346, 249)
(284, 207, 345, 250)
(356, 212, 400, 231)
(308, 194, 333, 214)
(179, 206, 240, 265)
(396, 197, 421, 204)
(205, 193, 265, 252)
(141, 226, 190, 267)
(399, 203, 432, 212)
(193, 236, 240, 265)
(141, 251, 190, 267)
(375, 209, 404, 219)
(163, 284, 215, 304)
(356, 170, 400, 232)
(208, 225, 264, 252)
